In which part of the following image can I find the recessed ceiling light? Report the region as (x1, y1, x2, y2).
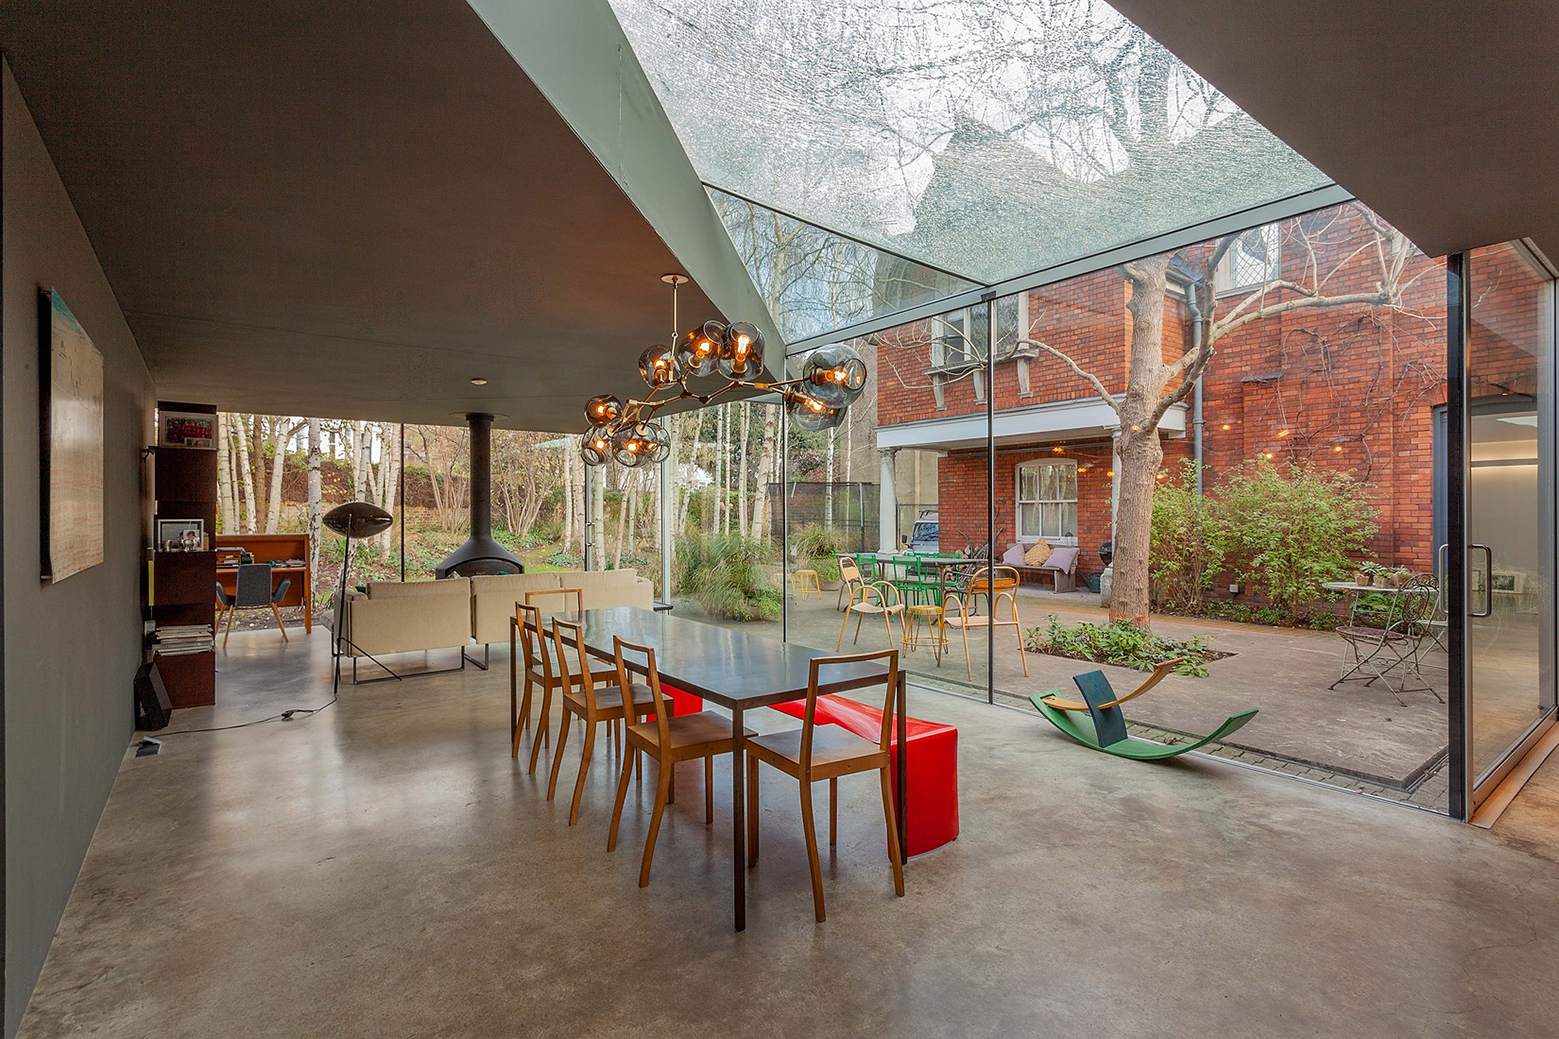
(470, 377, 488, 386)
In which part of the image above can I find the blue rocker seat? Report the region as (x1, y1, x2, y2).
(1029, 660, 1257, 760)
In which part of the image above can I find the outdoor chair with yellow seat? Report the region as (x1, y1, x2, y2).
(745, 648, 906, 922)
(940, 566, 1029, 681)
(606, 636, 754, 887)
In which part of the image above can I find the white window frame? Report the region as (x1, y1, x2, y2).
(1215, 222, 1283, 294)
(1015, 459, 1078, 546)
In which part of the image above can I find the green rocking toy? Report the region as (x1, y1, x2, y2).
(1029, 660, 1258, 760)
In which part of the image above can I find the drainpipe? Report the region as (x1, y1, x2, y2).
(1171, 267, 1208, 495)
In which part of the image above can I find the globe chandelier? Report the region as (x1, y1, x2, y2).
(580, 274, 868, 468)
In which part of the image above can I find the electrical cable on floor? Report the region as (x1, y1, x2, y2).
(145, 693, 339, 738)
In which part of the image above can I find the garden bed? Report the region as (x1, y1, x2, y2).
(1024, 614, 1231, 677)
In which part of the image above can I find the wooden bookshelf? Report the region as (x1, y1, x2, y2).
(150, 402, 218, 709)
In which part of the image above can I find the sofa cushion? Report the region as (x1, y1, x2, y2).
(1045, 546, 1079, 573)
(569, 569, 654, 611)
(1023, 539, 1052, 567)
(1001, 543, 1027, 567)
(366, 577, 470, 599)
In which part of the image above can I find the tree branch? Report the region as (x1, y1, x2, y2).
(1019, 338, 1120, 416)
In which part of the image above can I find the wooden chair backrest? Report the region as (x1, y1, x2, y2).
(613, 636, 672, 749)
(514, 602, 553, 680)
(851, 581, 902, 611)
(526, 586, 583, 616)
(966, 566, 1019, 596)
(838, 555, 862, 583)
(549, 618, 598, 711)
(800, 649, 900, 771)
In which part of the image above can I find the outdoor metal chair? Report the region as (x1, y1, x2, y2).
(1331, 573, 1441, 704)
(837, 581, 906, 650)
(940, 566, 1029, 681)
(215, 563, 291, 648)
(837, 555, 868, 611)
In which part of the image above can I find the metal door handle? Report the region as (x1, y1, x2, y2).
(1470, 543, 1493, 618)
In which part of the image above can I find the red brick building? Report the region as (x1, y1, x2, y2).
(865, 202, 1534, 584)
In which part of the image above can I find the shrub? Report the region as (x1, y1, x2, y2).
(1149, 460, 1227, 611)
(1024, 614, 1220, 677)
(544, 549, 581, 568)
(1218, 458, 1378, 625)
(790, 523, 844, 583)
(674, 533, 781, 621)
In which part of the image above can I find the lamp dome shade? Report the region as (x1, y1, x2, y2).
(638, 344, 679, 388)
(580, 436, 610, 466)
(675, 320, 725, 377)
(324, 501, 394, 539)
(788, 390, 843, 432)
(584, 394, 622, 427)
(717, 321, 765, 382)
(802, 344, 868, 407)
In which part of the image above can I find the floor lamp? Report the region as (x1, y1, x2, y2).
(325, 501, 395, 696)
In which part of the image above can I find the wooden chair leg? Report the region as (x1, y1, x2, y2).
(222, 603, 237, 649)
(270, 603, 289, 641)
(747, 757, 760, 867)
(962, 624, 973, 681)
(568, 719, 597, 825)
(608, 747, 636, 852)
(879, 766, 906, 896)
(639, 758, 674, 888)
(829, 777, 838, 847)
(837, 609, 851, 651)
(528, 686, 554, 775)
(1015, 623, 1029, 676)
(799, 780, 827, 923)
(853, 612, 864, 646)
(704, 754, 714, 824)
(546, 708, 573, 800)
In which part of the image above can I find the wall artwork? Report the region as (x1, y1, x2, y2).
(39, 288, 105, 582)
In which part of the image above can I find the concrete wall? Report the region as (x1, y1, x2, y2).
(2, 62, 155, 1036)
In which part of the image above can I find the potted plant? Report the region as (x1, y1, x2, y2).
(1356, 561, 1385, 587)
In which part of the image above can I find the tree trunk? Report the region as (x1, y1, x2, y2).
(251, 417, 268, 534)
(216, 413, 238, 533)
(562, 436, 576, 556)
(749, 405, 777, 542)
(736, 403, 750, 535)
(306, 419, 323, 575)
(235, 416, 257, 534)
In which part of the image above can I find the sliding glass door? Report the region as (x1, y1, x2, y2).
(1460, 242, 1557, 808)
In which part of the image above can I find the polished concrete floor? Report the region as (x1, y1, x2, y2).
(20, 626, 1559, 1038)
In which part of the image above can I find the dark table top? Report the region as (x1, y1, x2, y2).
(543, 607, 894, 710)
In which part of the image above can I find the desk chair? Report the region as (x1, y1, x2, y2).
(215, 563, 291, 648)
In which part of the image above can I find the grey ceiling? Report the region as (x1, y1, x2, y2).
(0, 0, 754, 430)
(1110, 0, 1559, 264)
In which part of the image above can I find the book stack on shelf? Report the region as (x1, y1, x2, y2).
(154, 624, 214, 656)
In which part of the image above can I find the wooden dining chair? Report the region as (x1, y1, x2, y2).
(515, 589, 611, 774)
(940, 566, 1029, 681)
(837, 581, 906, 650)
(606, 636, 754, 887)
(836, 555, 868, 611)
(547, 618, 658, 825)
(746, 649, 905, 922)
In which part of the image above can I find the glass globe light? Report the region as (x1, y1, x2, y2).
(638, 344, 679, 388)
(584, 393, 621, 427)
(646, 422, 672, 463)
(717, 321, 766, 382)
(788, 390, 843, 432)
(675, 320, 725, 378)
(612, 423, 653, 468)
(580, 435, 609, 467)
(802, 344, 868, 407)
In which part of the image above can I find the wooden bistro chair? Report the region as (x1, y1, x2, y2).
(215, 563, 291, 648)
(837, 581, 906, 650)
(940, 566, 1029, 682)
(836, 554, 868, 611)
(547, 618, 658, 825)
(746, 649, 905, 922)
(607, 636, 754, 887)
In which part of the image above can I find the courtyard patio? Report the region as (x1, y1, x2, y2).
(674, 584, 1454, 811)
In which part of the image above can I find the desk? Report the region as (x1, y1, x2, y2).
(215, 534, 312, 632)
(524, 607, 906, 931)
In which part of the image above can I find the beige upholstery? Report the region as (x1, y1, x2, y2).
(343, 578, 471, 657)
(470, 572, 565, 643)
(470, 569, 654, 645)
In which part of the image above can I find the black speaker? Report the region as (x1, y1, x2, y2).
(135, 661, 173, 731)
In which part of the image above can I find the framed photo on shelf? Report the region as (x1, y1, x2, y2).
(156, 518, 206, 552)
(158, 410, 215, 449)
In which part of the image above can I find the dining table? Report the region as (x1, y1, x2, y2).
(514, 606, 908, 931)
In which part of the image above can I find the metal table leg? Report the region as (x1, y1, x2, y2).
(731, 705, 747, 931)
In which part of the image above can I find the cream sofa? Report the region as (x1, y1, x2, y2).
(340, 570, 655, 679)
(470, 569, 654, 646)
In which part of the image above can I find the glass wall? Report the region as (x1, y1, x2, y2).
(775, 200, 1463, 812)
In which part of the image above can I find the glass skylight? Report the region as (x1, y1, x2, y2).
(609, 0, 1332, 290)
